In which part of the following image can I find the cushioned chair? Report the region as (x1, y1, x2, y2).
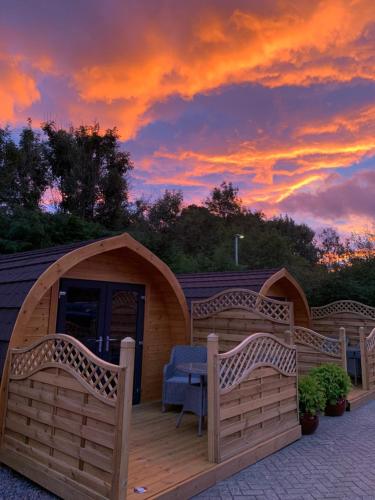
(162, 345, 207, 411)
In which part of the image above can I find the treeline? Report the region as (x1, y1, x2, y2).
(0, 121, 374, 306)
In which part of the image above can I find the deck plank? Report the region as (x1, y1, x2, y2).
(127, 402, 213, 499)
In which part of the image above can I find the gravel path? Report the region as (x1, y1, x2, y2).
(2, 400, 375, 499)
(0, 464, 55, 499)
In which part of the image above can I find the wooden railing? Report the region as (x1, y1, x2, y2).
(192, 289, 294, 352)
(207, 332, 299, 464)
(289, 326, 347, 375)
(360, 327, 375, 391)
(0, 334, 135, 500)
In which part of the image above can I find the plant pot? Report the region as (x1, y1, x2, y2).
(325, 398, 347, 417)
(300, 413, 319, 435)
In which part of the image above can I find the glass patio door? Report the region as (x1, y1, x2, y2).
(56, 278, 145, 403)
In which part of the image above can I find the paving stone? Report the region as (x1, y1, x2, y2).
(195, 400, 375, 499)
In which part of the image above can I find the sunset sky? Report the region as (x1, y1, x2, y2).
(1, 0, 375, 233)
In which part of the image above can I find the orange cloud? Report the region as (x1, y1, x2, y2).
(0, 55, 40, 123)
(71, 0, 375, 138)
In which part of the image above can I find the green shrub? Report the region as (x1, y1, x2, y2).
(310, 364, 351, 405)
(298, 375, 326, 416)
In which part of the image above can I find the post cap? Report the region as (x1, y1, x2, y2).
(121, 337, 136, 347)
(207, 333, 219, 342)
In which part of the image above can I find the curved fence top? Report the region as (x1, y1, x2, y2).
(311, 300, 375, 321)
(217, 332, 296, 394)
(9, 334, 121, 405)
(366, 328, 375, 352)
(191, 288, 292, 324)
(293, 326, 342, 357)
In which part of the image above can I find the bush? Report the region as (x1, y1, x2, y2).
(310, 364, 351, 405)
(298, 375, 326, 416)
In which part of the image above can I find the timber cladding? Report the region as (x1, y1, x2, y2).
(292, 326, 346, 375)
(208, 333, 299, 464)
(361, 328, 375, 391)
(311, 300, 375, 344)
(0, 334, 134, 500)
(191, 289, 293, 352)
(4, 237, 189, 403)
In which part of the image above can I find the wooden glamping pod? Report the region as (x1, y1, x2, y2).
(178, 267, 311, 328)
(0, 236, 302, 499)
(186, 272, 348, 381)
(0, 233, 189, 400)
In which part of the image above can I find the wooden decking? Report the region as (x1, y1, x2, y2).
(127, 402, 214, 499)
(127, 401, 301, 499)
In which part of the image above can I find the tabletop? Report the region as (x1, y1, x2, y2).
(177, 362, 207, 376)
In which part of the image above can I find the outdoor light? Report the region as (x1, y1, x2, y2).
(234, 234, 245, 266)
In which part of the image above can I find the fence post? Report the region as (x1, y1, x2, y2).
(284, 329, 293, 345)
(339, 327, 347, 372)
(359, 327, 368, 390)
(112, 337, 135, 500)
(207, 333, 219, 463)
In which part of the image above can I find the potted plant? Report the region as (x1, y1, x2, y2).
(310, 364, 351, 416)
(298, 375, 326, 434)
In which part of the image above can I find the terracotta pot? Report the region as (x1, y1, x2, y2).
(325, 398, 347, 417)
(300, 412, 319, 435)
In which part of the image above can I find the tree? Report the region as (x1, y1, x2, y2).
(42, 122, 133, 227)
(148, 190, 183, 231)
(270, 215, 318, 263)
(0, 121, 48, 211)
(205, 181, 243, 218)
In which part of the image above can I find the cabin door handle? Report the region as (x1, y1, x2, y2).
(96, 336, 103, 353)
(105, 337, 116, 351)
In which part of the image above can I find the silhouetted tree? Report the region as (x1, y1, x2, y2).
(0, 120, 49, 211)
(42, 121, 132, 228)
(148, 190, 183, 231)
(205, 181, 243, 218)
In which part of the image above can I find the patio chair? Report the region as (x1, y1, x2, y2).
(162, 345, 207, 411)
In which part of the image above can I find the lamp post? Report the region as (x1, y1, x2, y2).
(234, 234, 244, 266)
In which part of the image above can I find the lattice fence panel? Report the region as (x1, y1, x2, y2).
(365, 328, 375, 390)
(218, 333, 296, 394)
(293, 326, 344, 375)
(0, 334, 131, 500)
(311, 300, 375, 344)
(215, 333, 299, 462)
(192, 289, 293, 352)
(192, 289, 291, 323)
(10, 335, 120, 404)
(312, 300, 375, 320)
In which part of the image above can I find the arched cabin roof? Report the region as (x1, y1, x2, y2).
(177, 268, 282, 307)
(0, 234, 189, 374)
(178, 267, 310, 326)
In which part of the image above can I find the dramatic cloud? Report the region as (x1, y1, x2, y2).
(0, 54, 39, 121)
(0, 0, 375, 231)
(280, 169, 375, 220)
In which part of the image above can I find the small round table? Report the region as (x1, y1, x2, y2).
(176, 362, 207, 436)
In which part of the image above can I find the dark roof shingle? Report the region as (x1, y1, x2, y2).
(177, 268, 281, 305)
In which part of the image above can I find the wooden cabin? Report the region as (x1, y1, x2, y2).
(0, 233, 189, 402)
(178, 267, 311, 327)
(0, 235, 302, 499)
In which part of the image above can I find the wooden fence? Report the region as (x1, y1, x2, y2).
(0, 334, 135, 500)
(207, 332, 300, 464)
(360, 327, 375, 391)
(290, 326, 347, 375)
(312, 300, 375, 344)
(192, 289, 293, 352)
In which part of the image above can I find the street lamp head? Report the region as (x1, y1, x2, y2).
(235, 233, 245, 239)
